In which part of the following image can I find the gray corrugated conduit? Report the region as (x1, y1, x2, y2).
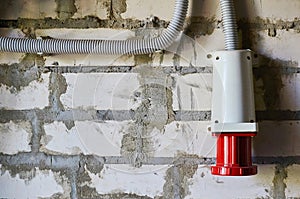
(220, 0, 239, 50)
(0, 0, 188, 55)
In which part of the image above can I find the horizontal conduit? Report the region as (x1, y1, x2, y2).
(0, 0, 188, 55)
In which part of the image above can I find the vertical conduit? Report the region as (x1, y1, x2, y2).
(220, 0, 239, 50)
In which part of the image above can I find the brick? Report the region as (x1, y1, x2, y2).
(81, 164, 169, 198)
(122, 0, 175, 21)
(194, 29, 226, 62)
(152, 121, 215, 158)
(44, 53, 135, 67)
(254, 74, 300, 111)
(74, 0, 108, 19)
(0, 73, 50, 110)
(42, 121, 125, 156)
(254, 121, 300, 157)
(172, 73, 212, 111)
(236, 0, 300, 21)
(61, 73, 140, 110)
(186, 165, 275, 199)
(123, 0, 221, 20)
(0, 0, 56, 19)
(35, 29, 135, 40)
(41, 121, 86, 155)
(167, 32, 219, 68)
(253, 30, 300, 66)
(286, 165, 300, 198)
(0, 166, 69, 198)
(0, 121, 31, 155)
(279, 75, 300, 111)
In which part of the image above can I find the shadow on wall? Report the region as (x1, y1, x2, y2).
(253, 121, 300, 158)
(250, 46, 300, 159)
(233, 0, 300, 159)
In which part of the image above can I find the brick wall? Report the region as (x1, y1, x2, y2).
(0, 0, 300, 198)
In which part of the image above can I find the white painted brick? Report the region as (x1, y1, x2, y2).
(42, 121, 127, 156)
(236, 0, 300, 21)
(254, 121, 300, 157)
(41, 121, 87, 155)
(123, 0, 300, 21)
(152, 121, 215, 158)
(254, 30, 300, 66)
(0, 0, 57, 19)
(186, 165, 275, 199)
(0, 73, 50, 110)
(172, 73, 212, 111)
(0, 167, 67, 199)
(123, 0, 221, 20)
(254, 77, 267, 111)
(74, 0, 108, 19)
(286, 165, 300, 198)
(122, 0, 175, 21)
(194, 28, 226, 57)
(170, 32, 219, 67)
(83, 164, 169, 198)
(254, 74, 300, 111)
(0, 121, 31, 155)
(61, 73, 140, 110)
(78, 121, 132, 156)
(35, 29, 135, 40)
(279, 75, 300, 111)
(149, 37, 195, 67)
(172, 72, 299, 112)
(44, 53, 135, 67)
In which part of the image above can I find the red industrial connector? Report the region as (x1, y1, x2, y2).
(211, 132, 257, 176)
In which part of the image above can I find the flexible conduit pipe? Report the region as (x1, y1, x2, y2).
(220, 0, 239, 50)
(0, 0, 188, 55)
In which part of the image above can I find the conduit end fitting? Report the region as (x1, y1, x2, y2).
(211, 132, 257, 176)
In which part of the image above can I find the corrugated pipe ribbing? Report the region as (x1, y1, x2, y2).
(220, 0, 239, 50)
(0, 0, 188, 55)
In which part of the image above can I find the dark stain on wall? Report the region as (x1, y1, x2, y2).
(55, 0, 77, 20)
(0, 54, 45, 92)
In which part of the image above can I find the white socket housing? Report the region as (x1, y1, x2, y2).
(210, 50, 258, 133)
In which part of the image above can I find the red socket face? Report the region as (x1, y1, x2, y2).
(211, 134, 257, 176)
